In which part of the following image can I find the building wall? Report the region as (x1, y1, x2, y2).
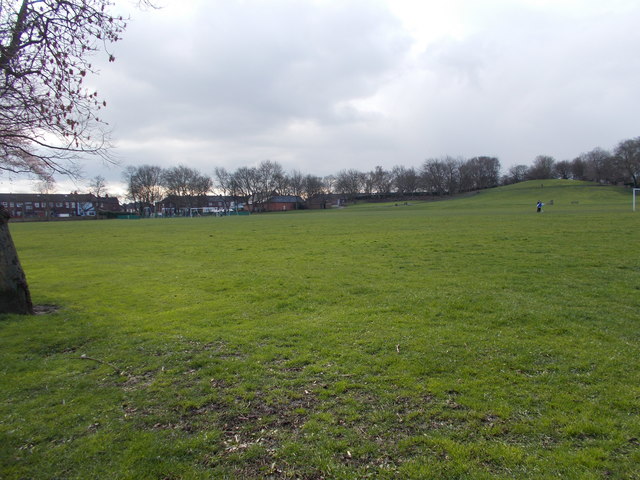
(265, 202, 298, 211)
(0, 194, 120, 218)
(1, 199, 76, 217)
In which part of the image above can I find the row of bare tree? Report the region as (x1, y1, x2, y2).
(122, 165, 213, 208)
(122, 156, 502, 207)
(122, 138, 640, 208)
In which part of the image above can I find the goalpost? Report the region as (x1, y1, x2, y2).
(634, 189, 640, 212)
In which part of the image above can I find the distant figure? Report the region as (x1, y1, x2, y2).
(536, 201, 543, 213)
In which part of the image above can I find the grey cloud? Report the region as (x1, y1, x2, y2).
(406, 3, 640, 164)
(72, 0, 640, 192)
(101, 0, 411, 143)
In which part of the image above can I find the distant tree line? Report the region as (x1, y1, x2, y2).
(502, 137, 640, 187)
(122, 164, 212, 209)
(122, 136, 640, 210)
(122, 156, 501, 210)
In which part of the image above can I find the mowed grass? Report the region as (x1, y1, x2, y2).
(1, 180, 639, 479)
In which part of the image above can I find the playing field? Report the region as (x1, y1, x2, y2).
(1, 180, 639, 479)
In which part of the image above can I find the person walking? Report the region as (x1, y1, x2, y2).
(536, 201, 543, 213)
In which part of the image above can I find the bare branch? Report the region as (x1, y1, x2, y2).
(0, 0, 128, 180)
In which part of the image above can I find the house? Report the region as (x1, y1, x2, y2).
(0, 193, 121, 218)
(248, 194, 304, 212)
(157, 195, 245, 216)
(307, 193, 346, 209)
(266, 195, 304, 211)
(91, 195, 121, 214)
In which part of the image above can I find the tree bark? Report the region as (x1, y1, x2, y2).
(0, 205, 33, 315)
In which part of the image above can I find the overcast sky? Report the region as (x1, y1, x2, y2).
(4, 0, 640, 195)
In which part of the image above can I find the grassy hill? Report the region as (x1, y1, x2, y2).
(346, 179, 631, 215)
(1, 180, 639, 479)
(466, 179, 631, 209)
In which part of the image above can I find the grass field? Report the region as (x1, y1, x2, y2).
(1, 180, 639, 479)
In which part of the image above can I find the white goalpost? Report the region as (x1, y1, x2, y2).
(634, 189, 640, 211)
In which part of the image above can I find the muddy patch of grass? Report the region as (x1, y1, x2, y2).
(33, 304, 60, 315)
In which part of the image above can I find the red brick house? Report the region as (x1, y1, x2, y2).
(248, 195, 304, 212)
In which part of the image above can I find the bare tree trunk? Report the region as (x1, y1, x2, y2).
(0, 205, 34, 315)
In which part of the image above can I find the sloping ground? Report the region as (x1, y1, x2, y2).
(449, 179, 631, 210)
(345, 180, 632, 214)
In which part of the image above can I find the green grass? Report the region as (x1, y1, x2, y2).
(1, 180, 639, 479)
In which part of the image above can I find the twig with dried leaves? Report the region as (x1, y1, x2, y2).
(78, 354, 124, 375)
